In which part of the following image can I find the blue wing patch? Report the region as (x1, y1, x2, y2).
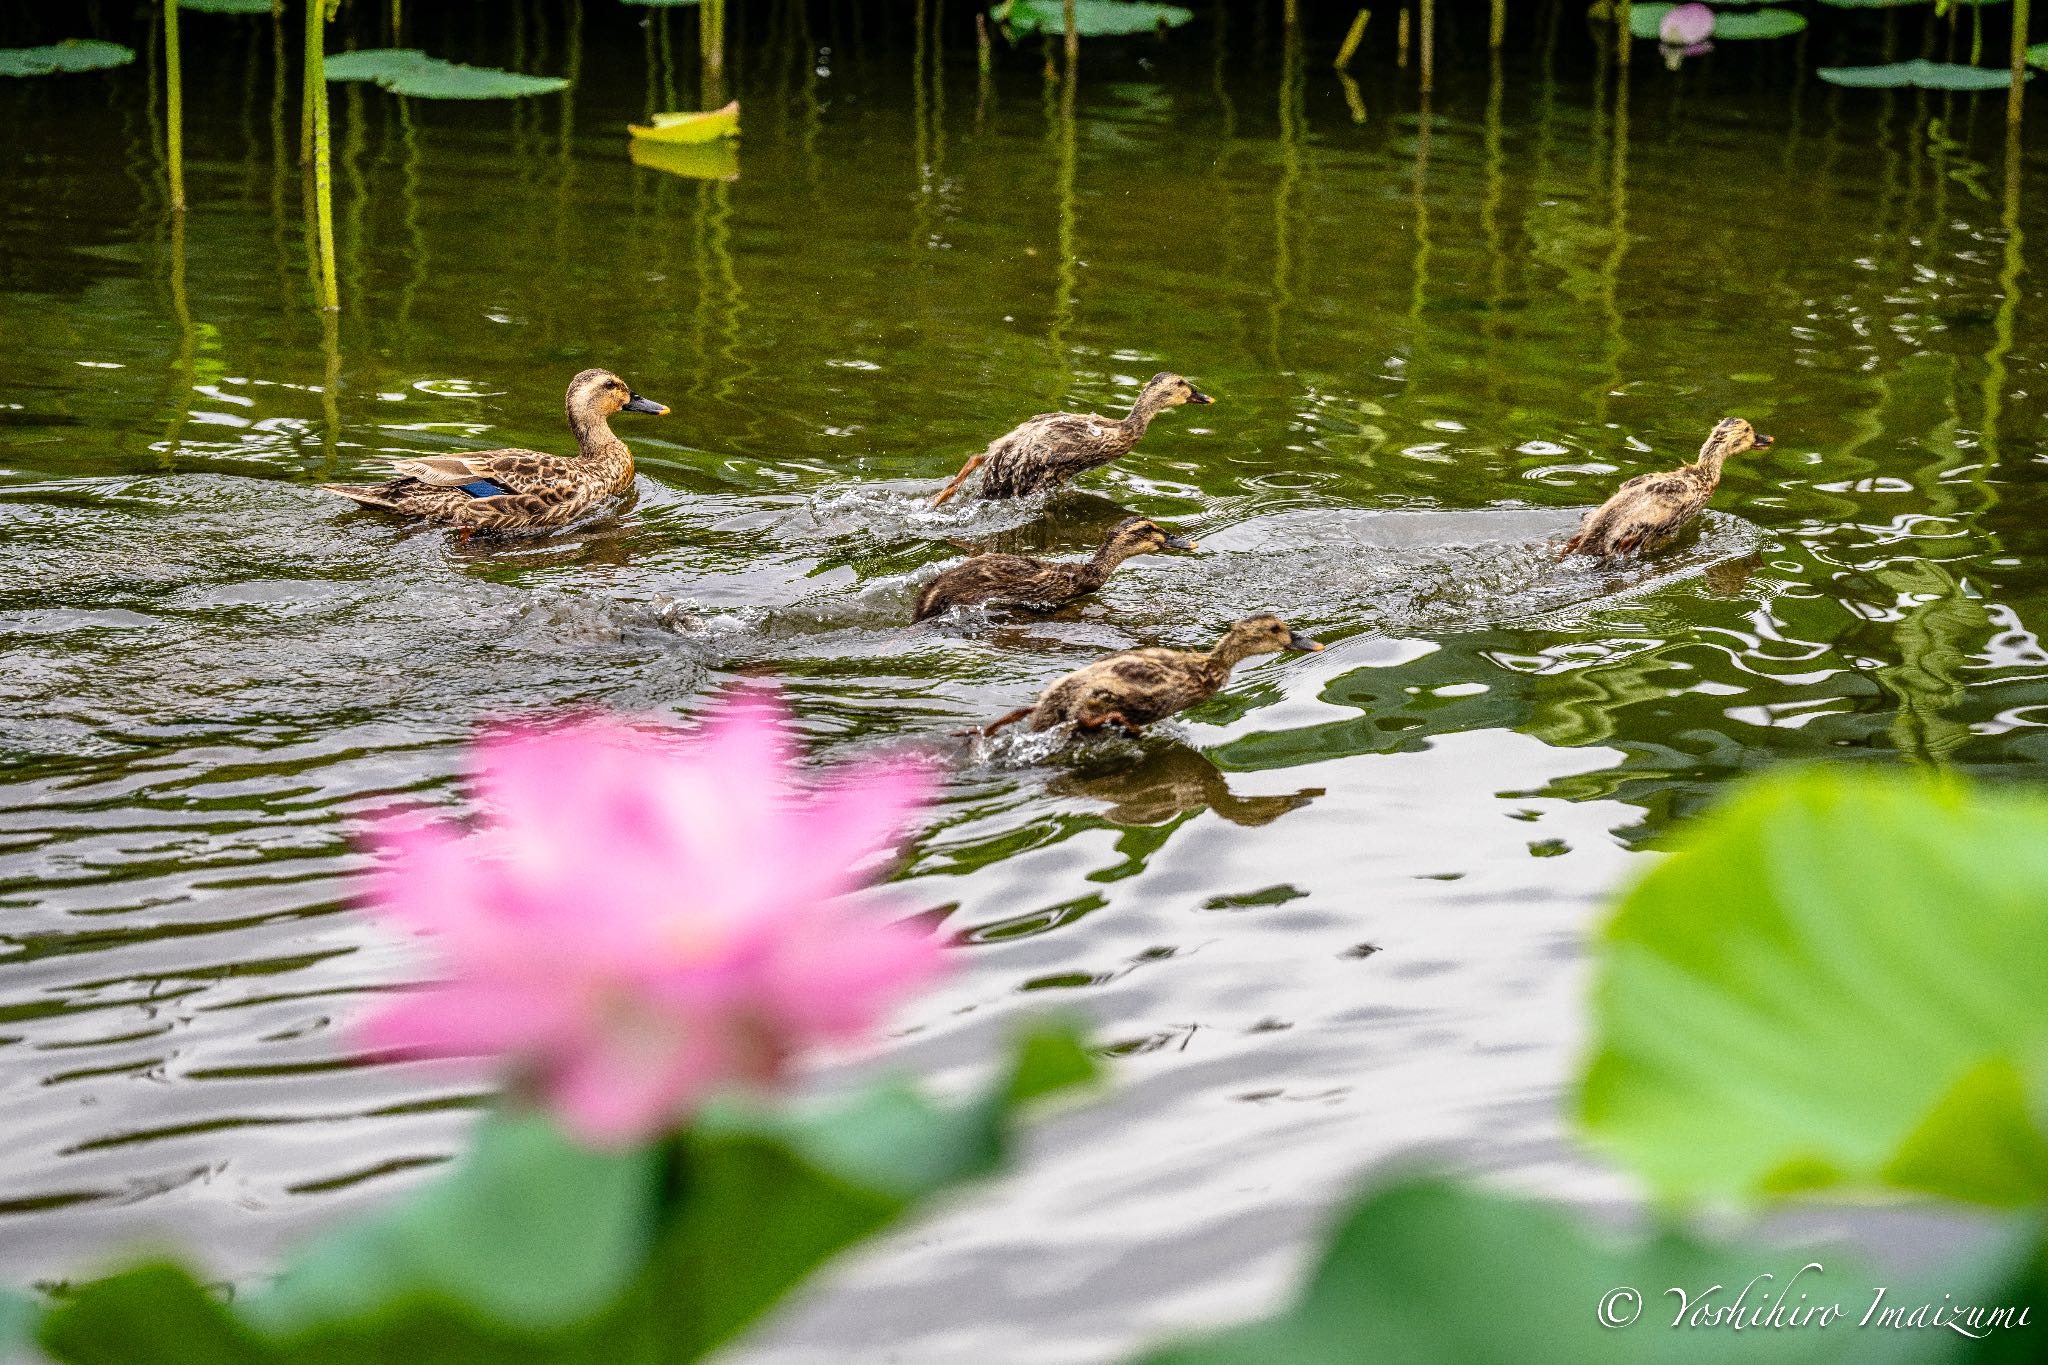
(459, 478, 514, 498)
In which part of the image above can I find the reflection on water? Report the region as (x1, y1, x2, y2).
(3, 2, 2048, 1357)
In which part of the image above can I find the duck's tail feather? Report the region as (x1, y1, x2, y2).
(319, 483, 406, 511)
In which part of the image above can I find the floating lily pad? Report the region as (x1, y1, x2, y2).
(628, 100, 740, 143)
(619, 0, 702, 5)
(178, 0, 277, 12)
(1002, 0, 1195, 38)
(1629, 3, 1807, 38)
(1818, 59, 2026, 88)
(1820, 0, 2005, 7)
(324, 47, 567, 99)
(0, 40, 135, 77)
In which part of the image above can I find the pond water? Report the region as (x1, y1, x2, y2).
(3, 2, 2045, 1358)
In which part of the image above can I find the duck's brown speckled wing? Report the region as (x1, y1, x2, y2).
(373, 447, 577, 496)
(1034, 648, 1208, 730)
(913, 554, 1080, 621)
(980, 413, 1130, 498)
(1565, 470, 1710, 558)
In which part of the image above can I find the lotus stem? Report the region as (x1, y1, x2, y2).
(2012, 0, 2030, 125)
(1616, 0, 1631, 66)
(977, 11, 992, 75)
(165, 0, 185, 213)
(1336, 8, 1370, 70)
(1063, 0, 1078, 68)
(701, 0, 725, 106)
(1420, 0, 1434, 90)
(1491, 0, 1505, 49)
(305, 0, 338, 312)
(1397, 6, 1410, 68)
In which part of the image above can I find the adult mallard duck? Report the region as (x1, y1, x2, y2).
(1561, 417, 1772, 561)
(321, 368, 668, 532)
(983, 613, 1322, 736)
(912, 517, 1197, 623)
(930, 371, 1213, 506)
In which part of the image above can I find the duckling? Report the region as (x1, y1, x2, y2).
(930, 371, 1213, 506)
(983, 614, 1323, 736)
(912, 517, 1197, 623)
(1561, 417, 1773, 561)
(320, 369, 668, 532)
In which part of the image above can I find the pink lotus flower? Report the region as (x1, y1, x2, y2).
(1659, 2, 1715, 47)
(357, 687, 945, 1146)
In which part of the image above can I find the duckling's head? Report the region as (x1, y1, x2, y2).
(567, 368, 669, 424)
(1225, 613, 1324, 657)
(1140, 372, 1214, 411)
(1701, 417, 1772, 462)
(1103, 516, 1200, 559)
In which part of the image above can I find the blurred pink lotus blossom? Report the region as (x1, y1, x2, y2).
(357, 687, 944, 1145)
(1659, 2, 1716, 47)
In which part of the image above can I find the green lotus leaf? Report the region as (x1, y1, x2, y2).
(178, 0, 278, 13)
(1630, 4, 1808, 38)
(324, 47, 568, 99)
(1818, 59, 2026, 88)
(1581, 767, 2048, 1208)
(0, 40, 135, 77)
(1002, 0, 1195, 38)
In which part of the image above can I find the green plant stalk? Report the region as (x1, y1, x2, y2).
(1490, 0, 1505, 49)
(165, 0, 184, 212)
(1336, 8, 1369, 70)
(701, 0, 724, 105)
(305, 0, 337, 312)
(1063, 0, 1078, 67)
(1419, 0, 1434, 90)
(2013, 0, 2031, 124)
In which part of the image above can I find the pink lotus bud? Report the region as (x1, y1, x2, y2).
(1659, 3, 1716, 48)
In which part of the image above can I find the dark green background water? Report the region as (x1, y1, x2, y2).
(1, 2, 2043, 1357)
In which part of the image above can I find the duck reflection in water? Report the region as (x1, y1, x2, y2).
(1049, 741, 1323, 828)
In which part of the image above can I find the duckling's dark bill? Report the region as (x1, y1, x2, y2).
(1188, 389, 1215, 405)
(1754, 433, 1775, 448)
(1286, 632, 1323, 652)
(1163, 533, 1200, 551)
(624, 394, 669, 415)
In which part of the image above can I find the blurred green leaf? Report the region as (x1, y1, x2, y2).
(1582, 768, 2048, 1208)
(34, 1024, 1095, 1364)
(177, 0, 276, 13)
(1002, 0, 1194, 38)
(2028, 41, 2048, 70)
(245, 1113, 658, 1336)
(37, 1265, 261, 1365)
(0, 41, 135, 77)
(1818, 60, 2025, 88)
(1136, 1177, 1867, 1364)
(324, 48, 568, 99)
(1629, 4, 1808, 38)
(0, 1287, 35, 1356)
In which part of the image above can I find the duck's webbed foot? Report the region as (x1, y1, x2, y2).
(976, 706, 1035, 737)
(931, 453, 987, 507)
